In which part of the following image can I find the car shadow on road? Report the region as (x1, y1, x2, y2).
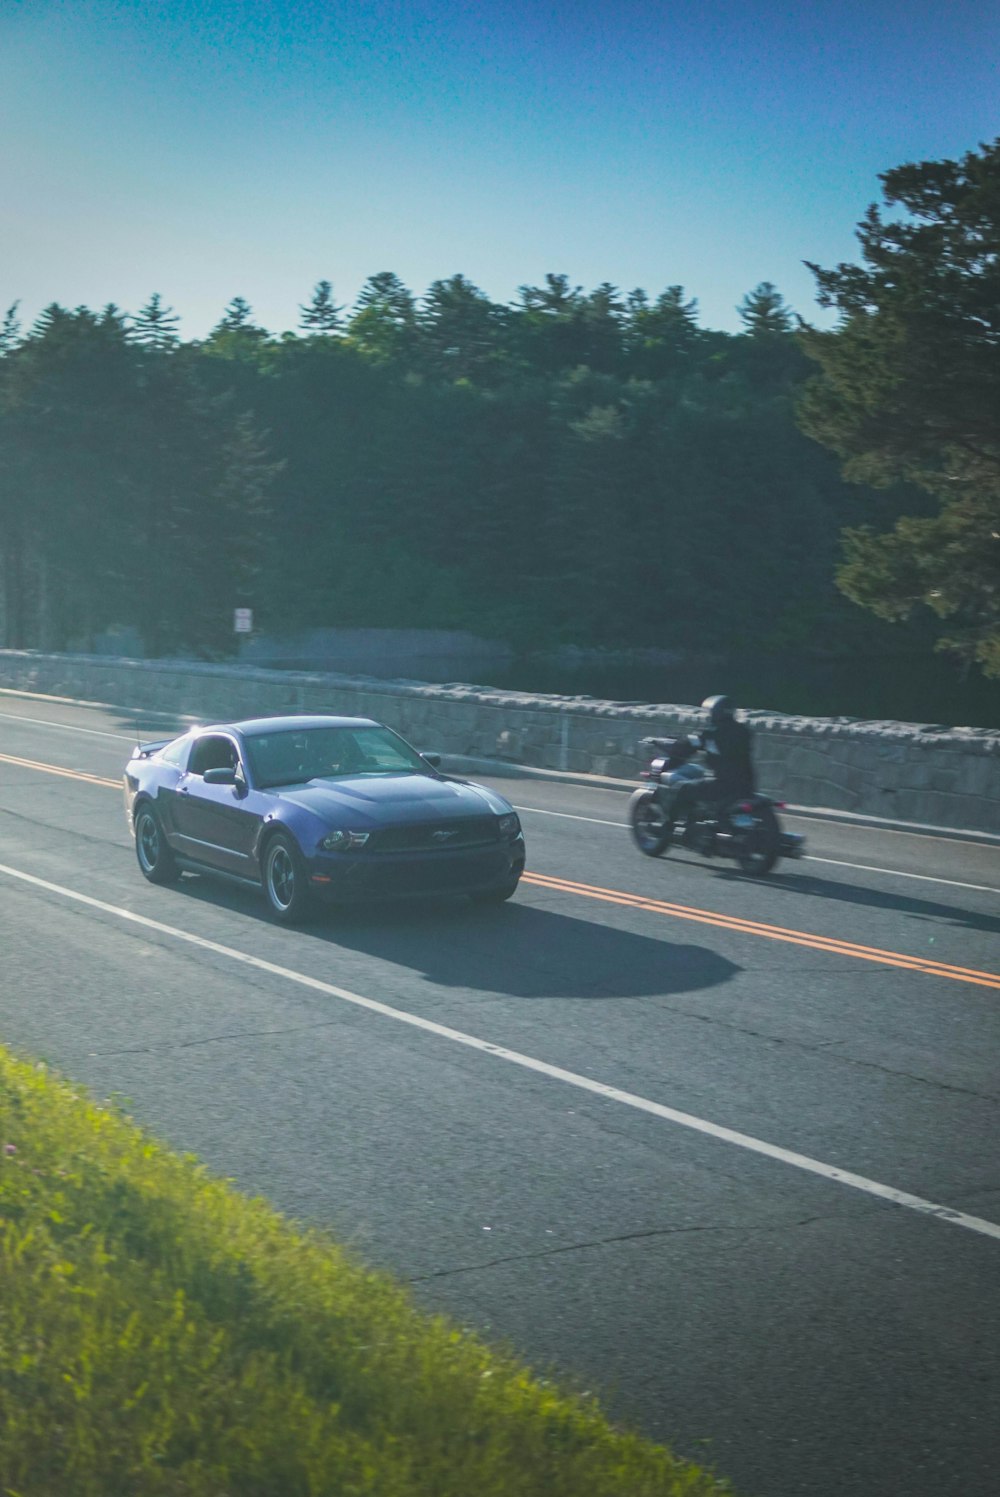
(705, 862, 1000, 937)
(176, 876, 741, 1001)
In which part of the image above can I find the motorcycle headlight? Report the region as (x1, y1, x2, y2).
(320, 829, 370, 852)
(497, 813, 520, 837)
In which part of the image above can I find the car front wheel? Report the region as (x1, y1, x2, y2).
(262, 833, 314, 923)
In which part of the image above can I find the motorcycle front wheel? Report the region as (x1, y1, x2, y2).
(735, 805, 781, 876)
(629, 789, 674, 857)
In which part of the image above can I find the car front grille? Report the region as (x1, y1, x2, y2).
(372, 817, 500, 853)
(369, 848, 508, 895)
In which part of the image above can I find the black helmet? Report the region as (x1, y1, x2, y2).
(702, 694, 735, 725)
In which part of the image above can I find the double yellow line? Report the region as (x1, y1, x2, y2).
(524, 872, 1000, 990)
(0, 750, 121, 789)
(3, 749, 997, 992)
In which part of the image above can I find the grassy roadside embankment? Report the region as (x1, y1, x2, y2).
(0, 1045, 735, 1496)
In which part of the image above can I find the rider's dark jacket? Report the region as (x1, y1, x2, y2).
(697, 717, 755, 801)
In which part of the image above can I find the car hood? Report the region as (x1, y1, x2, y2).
(275, 773, 512, 828)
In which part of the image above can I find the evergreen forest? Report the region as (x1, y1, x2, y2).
(3, 163, 998, 730)
(0, 277, 920, 659)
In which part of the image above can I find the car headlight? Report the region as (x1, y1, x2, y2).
(320, 830, 370, 852)
(497, 813, 520, 837)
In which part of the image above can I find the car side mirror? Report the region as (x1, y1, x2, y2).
(421, 752, 442, 769)
(203, 766, 237, 786)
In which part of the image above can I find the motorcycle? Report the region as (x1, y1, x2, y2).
(629, 736, 805, 876)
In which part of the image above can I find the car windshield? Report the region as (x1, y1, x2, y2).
(244, 725, 429, 789)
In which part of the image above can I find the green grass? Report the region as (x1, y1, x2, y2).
(0, 1045, 735, 1497)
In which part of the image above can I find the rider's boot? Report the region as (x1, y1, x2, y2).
(693, 821, 716, 855)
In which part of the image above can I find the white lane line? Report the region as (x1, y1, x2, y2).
(514, 806, 623, 828)
(1, 858, 998, 1244)
(806, 855, 1000, 896)
(0, 711, 136, 741)
(512, 805, 1000, 896)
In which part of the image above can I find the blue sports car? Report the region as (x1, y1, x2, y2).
(123, 715, 525, 922)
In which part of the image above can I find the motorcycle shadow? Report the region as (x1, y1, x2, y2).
(706, 862, 1000, 937)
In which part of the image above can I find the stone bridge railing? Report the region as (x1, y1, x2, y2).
(0, 651, 997, 835)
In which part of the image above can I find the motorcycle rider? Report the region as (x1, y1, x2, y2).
(674, 695, 755, 839)
(699, 694, 755, 797)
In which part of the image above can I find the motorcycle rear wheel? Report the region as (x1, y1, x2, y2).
(736, 805, 781, 876)
(630, 790, 674, 857)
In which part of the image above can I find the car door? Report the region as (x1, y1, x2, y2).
(171, 733, 260, 876)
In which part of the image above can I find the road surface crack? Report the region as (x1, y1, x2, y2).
(652, 1003, 1000, 1104)
(87, 1015, 357, 1057)
(406, 1222, 740, 1281)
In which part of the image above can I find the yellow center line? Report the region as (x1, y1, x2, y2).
(522, 872, 1000, 991)
(3, 750, 997, 991)
(0, 751, 121, 790)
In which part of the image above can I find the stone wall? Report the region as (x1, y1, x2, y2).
(0, 651, 997, 835)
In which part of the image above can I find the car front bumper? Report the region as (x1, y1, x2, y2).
(303, 835, 526, 903)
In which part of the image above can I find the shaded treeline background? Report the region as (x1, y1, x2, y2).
(0, 272, 964, 713)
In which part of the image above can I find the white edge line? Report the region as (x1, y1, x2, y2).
(512, 806, 1000, 896)
(1, 858, 998, 1245)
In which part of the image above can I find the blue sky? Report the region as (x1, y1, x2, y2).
(3, 0, 997, 337)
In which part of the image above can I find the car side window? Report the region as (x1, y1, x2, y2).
(160, 736, 191, 769)
(188, 734, 240, 777)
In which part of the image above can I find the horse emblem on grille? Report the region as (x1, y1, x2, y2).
(431, 828, 459, 842)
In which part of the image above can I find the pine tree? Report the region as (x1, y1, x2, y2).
(346, 273, 416, 361)
(98, 304, 128, 333)
(132, 292, 180, 350)
(513, 274, 588, 372)
(516, 273, 584, 317)
(214, 296, 256, 332)
(206, 297, 270, 359)
(799, 137, 1000, 675)
(0, 302, 21, 355)
(738, 282, 794, 336)
(353, 272, 415, 322)
(650, 286, 700, 343)
(625, 285, 701, 375)
(31, 303, 71, 337)
(299, 280, 344, 334)
(416, 274, 504, 379)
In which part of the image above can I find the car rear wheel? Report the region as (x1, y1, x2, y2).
(134, 804, 180, 885)
(263, 833, 314, 923)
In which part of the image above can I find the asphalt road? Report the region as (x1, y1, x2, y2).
(1, 689, 998, 1497)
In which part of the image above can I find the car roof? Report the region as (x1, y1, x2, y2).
(195, 715, 383, 737)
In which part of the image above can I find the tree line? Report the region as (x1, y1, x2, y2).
(1, 138, 996, 678)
